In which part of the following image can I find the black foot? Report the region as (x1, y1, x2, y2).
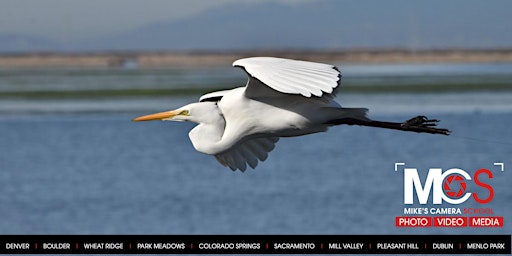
(401, 115, 451, 135)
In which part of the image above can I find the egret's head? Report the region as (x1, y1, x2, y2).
(132, 102, 221, 123)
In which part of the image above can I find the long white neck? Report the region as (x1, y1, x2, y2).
(183, 102, 238, 155)
(189, 121, 230, 155)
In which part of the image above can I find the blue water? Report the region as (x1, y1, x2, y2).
(1, 110, 511, 235)
(0, 63, 511, 236)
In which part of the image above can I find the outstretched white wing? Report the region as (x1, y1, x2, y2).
(233, 57, 341, 98)
(214, 137, 279, 172)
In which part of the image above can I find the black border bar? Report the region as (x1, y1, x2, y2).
(0, 235, 510, 254)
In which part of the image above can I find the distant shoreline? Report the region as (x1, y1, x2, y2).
(1, 49, 512, 68)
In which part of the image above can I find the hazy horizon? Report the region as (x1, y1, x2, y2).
(1, 0, 512, 52)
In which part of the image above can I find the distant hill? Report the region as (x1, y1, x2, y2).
(83, 1, 343, 51)
(81, 0, 512, 51)
(2, 0, 511, 52)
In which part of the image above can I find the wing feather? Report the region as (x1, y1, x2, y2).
(245, 139, 269, 161)
(269, 74, 324, 97)
(282, 68, 337, 91)
(233, 57, 340, 98)
(214, 137, 279, 172)
(238, 146, 258, 169)
(231, 150, 247, 172)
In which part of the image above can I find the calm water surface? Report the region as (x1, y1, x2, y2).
(1, 107, 511, 235)
(0, 63, 511, 235)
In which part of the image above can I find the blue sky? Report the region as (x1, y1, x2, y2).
(0, 0, 267, 42)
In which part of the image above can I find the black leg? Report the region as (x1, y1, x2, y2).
(327, 115, 451, 135)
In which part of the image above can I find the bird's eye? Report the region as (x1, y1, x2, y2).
(179, 110, 189, 116)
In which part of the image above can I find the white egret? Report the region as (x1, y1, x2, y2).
(134, 57, 450, 171)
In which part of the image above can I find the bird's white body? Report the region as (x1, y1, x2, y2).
(180, 57, 367, 171)
(188, 86, 365, 155)
(134, 57, 448, 171)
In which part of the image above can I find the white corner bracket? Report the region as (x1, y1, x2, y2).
(493, 162, 505, 172)
(395, 162, 405, 172)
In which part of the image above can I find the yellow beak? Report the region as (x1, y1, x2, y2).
(132, 110, 177, 122)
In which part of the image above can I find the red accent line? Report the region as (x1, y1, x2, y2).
(369, 243, 371, 249)
(35, 243, 37, 249)
(191, 243, 193, 249)
(76, 243, 79, 249)
(266, 243, 268, 249)
(320, 243, 323, 249)
(129, 243, 132, 249)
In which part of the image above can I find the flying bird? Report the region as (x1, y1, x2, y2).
(133, 57, 450, 171)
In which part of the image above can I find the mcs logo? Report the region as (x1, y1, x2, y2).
(403, 168, 494, 205)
